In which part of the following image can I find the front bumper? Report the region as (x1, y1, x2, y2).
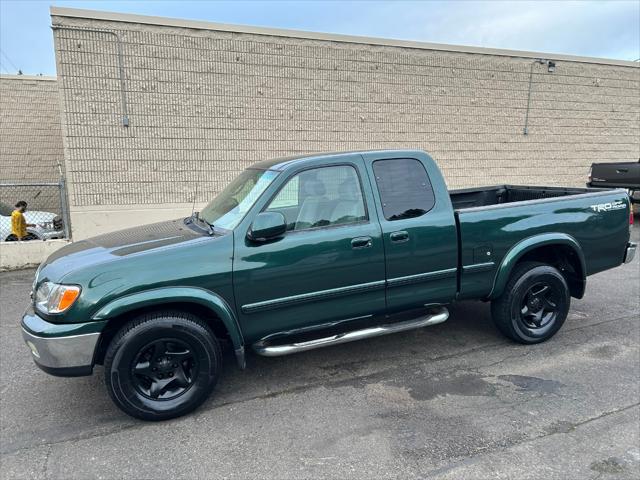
(624, 242, 637, 264)
(21, 308, 105, 377)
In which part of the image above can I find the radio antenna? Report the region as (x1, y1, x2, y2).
(191, 181, 199, 218)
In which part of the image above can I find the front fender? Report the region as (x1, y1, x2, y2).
(92, 287, 246, 368)
(489, 233, 586, 300)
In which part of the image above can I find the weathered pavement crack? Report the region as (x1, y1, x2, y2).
(42, 444, 52, 480)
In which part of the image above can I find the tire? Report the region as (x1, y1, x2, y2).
(4, 233, 37, 241)
(104, 311, 222, 421)
(491, 262, 570, 344)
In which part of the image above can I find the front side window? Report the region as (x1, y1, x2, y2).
(200, 169, 279, 230)
(268, 176, 299, 209)
(372, 158, 435, 221)
(267, 165, 367, 231)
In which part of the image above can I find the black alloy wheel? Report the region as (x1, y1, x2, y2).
(131, 338, 199, 400)
(104, 311, 221, 421)
(519, 282, 560, 330)
(491, 261, 570, 344)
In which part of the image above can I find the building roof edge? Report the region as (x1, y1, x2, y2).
(50, 6, 639, 68)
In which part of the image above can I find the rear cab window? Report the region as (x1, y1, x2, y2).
(372, 158, 435, 221)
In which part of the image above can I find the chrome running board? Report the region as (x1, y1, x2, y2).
(252, 306, 449, 357)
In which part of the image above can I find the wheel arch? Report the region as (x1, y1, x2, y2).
(92, 287, 245, 369)
(489, 233, 586, 300)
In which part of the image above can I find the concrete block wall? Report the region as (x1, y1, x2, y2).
(50, 8, 639, 239)
(0, 75, 64, 182)
(0, 76, 65, 214)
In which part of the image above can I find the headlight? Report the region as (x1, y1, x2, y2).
(38, 221, 54, 229)
(34, 282, 81, 314)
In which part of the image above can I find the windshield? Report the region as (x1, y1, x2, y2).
(199, 169, 279, 230)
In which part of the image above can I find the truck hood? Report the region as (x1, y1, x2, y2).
(24, 211, 58, 223)
(33, 219, 235, 324)
(38, 219, 211, 280)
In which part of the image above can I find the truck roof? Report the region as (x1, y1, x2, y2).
(250, 149, 427, 171)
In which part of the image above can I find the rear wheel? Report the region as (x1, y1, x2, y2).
(491, 262, 570, 344)
(104, 311, 221, 421)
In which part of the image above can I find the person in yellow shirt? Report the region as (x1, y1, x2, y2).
(11, 201, 36, 241)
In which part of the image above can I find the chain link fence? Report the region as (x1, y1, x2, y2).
(0, 181, 71, 241)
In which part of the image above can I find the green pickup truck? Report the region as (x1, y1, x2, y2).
(22, 150, 636, 420)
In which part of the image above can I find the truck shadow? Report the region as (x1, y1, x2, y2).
(4, 299, 503, 455)
(0, 302, 528, 453)
(204, 300, 500, 412)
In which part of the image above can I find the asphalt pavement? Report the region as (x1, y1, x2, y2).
(1, 225, 638, 479)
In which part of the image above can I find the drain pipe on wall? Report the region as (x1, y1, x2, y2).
(523, 58, 556, 135)
(51, 24, 130, 128)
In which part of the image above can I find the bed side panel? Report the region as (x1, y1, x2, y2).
(457, 190, 631, 300)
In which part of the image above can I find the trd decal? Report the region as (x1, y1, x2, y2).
(590, 201, 626, 212)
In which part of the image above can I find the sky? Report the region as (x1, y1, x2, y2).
(0, 0, 638, 76)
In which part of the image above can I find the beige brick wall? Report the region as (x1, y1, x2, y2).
(0, 75, 66, 215)
(0, 75, 64, 182)
(50, 9, 639, 237)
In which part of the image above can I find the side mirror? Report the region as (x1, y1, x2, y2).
(247, 212, 287, 242)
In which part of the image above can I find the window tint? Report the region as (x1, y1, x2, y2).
(372, 158, 435, 221)
(267, 165, 367, 231)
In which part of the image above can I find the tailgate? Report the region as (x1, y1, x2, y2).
(591, 162, 640, 189)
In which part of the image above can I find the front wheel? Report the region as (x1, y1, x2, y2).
(491, 262, 570, 344)
(104, 311, 222, 421)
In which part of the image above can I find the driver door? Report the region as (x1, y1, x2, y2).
(232, 160, 386, 343)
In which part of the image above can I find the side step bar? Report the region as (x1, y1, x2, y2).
(253, 306, 449, 357)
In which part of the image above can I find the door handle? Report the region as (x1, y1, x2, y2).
(390, 231, 409, 243)
(351, 236, 372, 249)
(616, 169, 628, 174)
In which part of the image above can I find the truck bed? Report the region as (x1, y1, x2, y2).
(450, 184, 630, 301)
(449, 185, 591, 211)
